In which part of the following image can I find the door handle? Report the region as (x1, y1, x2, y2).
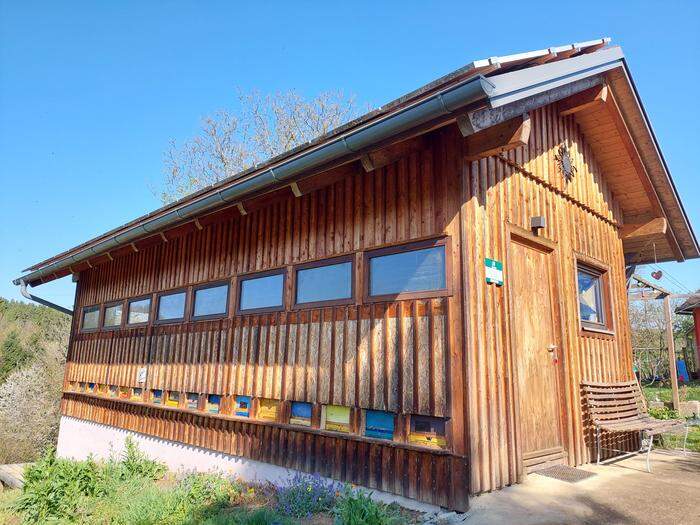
(547, 344, 558, 353)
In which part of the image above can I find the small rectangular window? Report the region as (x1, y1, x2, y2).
(87, 382, 96, 393)
(364, 410, 395, 440)
(152, 389, 163, 404)
(289, 401, 312, 427)
(128, 297, 151, 325)
(166, 391, 180, 407)
(234, 395, 251, 417)
(409, 415, 447, 449)
(238, 271, 285, 312)
(367, 241, 447, 298)
(322, 405, 351, 433)
(97, 384, 108, 396)
(79, 382, 86, 391)
(577, 265, 607, 330)
(131, 388, 143, 401)
(103, 303, 123, 328)
(193, 283, 229, 318)
(295, 258, 353, 306)
(109, 385, 118, 398)
(118, 387, 130, 400)
(157, 290, 187, 322)
(81, 306, 100, 331)
(257, 399, 280, 421)
(206, 394, 221, 414)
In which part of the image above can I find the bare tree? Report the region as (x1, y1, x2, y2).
(160, 89, 362, 204)
(628, 296, 695, 385)
(629, 299, 667, 385)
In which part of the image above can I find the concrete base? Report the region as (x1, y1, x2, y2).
(56, 416, 440, 514)
(464, 449, 700, 524)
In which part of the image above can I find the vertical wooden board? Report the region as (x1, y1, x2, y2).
(332, 312, 345, 405)
(274, 323, 286, 400)
(246, 321, 260, 394)
(416, 303, 431, 415)
(344, 308, 357, 406)
(286, 320, 297, 399)
(295, 318, 308, 400)
(357, 307, 371, 408)
(318, 311, 332, 404)
(386, 306, 399, 411)
(401, 302, 414, 413)
(307, 311, 320, 403)
(238, 321, 250, 395)
(371, 305, 386, 410)
(264, 322, 277, 399)
(432, 301, 447, 417)
(255, 320, 267, 397)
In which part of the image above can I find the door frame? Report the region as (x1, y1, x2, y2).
(505, 223, 569, 479)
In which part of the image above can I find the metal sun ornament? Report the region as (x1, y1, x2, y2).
(555, 144, 577, 182)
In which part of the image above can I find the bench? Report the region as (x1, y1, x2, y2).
(581, 380, 688, 472)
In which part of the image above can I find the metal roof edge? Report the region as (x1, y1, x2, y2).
(485, 46, 625, 108)
(616, 59, 700, 259)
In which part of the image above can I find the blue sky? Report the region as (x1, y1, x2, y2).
(1, 1, 698, 309)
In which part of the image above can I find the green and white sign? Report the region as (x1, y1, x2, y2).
(485, 258, 503, 286)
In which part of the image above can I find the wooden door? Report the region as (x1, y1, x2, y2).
(509, 234, 565, 471)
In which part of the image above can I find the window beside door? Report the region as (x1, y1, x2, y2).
(576, 262, 612, 333)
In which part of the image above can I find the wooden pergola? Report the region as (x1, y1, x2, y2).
(628, 274, 694, 410)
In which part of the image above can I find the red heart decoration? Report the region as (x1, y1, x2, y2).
(651, 271, 663, 280)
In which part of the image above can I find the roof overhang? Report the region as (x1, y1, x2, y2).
(675, 295, 700, 315)
(15, 38, 698, 287)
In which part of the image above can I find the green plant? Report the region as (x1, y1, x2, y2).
(110, 436, 167, 480)
(648, 406, 680, 420)
(332, 489, 405, 525)
(13, 448, 108, 522)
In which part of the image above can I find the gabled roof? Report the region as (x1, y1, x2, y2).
(14, 37, 698, 287)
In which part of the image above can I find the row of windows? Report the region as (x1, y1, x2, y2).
(80, 238, 449, 332)
(81, 239, 610, 335)
(67, 381, 448, 449)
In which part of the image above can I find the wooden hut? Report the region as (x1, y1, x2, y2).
(14, 38, 698, 511)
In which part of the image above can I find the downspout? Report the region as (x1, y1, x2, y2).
(20, 280, 73, 316)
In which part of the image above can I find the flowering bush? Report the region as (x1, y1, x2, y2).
(275, 472, 341, 518)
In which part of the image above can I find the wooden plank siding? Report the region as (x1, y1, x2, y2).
(62, 103, 637, 509)
(462, 106, 634, 494)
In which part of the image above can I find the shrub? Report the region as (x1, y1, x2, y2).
(275, 472, 340, 518)
(13, 448, 108, 522)
(332, 488, 405, 525)
(13, 440, 169, 523)
(109, 436, 167, 481)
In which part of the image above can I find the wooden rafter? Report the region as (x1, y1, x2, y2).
(464, 114, 531, 160)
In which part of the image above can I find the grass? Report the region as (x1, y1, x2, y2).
(2, 439, 417, 525)
(0, 488, 21, 525)
(642, 379, 700, 404)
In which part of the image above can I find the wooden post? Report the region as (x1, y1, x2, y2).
(663, 295, 680, 410)
(693, 308, 700, 379)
